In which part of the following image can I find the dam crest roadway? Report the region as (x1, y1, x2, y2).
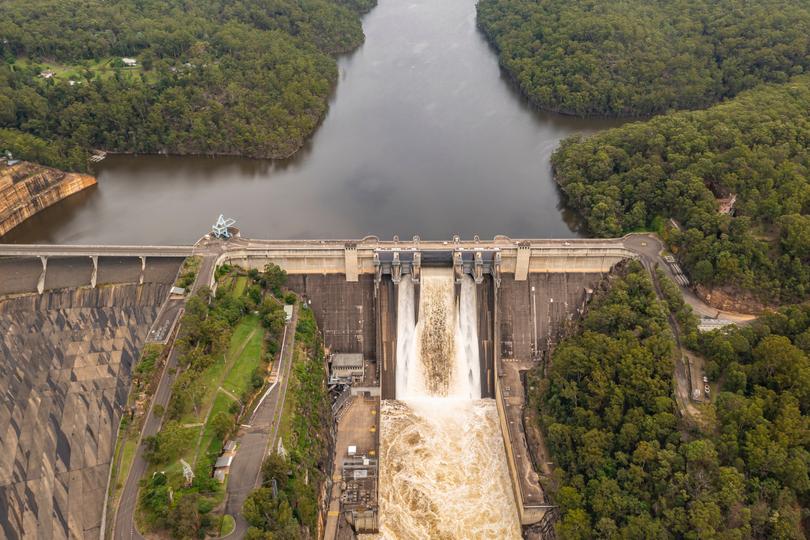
(0, 233, 642, 288)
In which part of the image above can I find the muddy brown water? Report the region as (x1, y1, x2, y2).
(3, 0, 622, 245)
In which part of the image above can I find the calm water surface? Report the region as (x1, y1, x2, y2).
(4, 0, 621, 245)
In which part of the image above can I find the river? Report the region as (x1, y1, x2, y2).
(3, 0, 620, 245)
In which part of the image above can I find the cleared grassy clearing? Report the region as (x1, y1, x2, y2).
(232, 275, 249, 298)
(12, 56, 149, 81)
(222, 318, 263, 398)
(196, 392, 235, 466)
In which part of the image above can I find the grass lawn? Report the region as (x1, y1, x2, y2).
(135, 273, 274, 535)
(222, 319, 263, 398)
(177, 317, 257, 423)
(196, 392, 235, 466)
(116, 438, 138, 489)
(220, 514, 236, 537)
(232, 275, 249, 298)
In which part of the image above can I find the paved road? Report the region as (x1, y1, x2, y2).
(622, 233, 755, 321)
(0, 244, 194, 257)
(112, 254, 218, 540)
(223, 305, 299, 538)
(147, 298, 184, 343)
(628, 235, 705, 422)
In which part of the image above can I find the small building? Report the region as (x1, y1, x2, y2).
(40, 70, 54, 79)
(283, 304, 293, 322)
(122, 57, 137, 67)
(698, 317, 734, 332)
(215, 454, 234, 469)
(718, 194, 737, 215)
(170, 286, 186, 296)
(329, 353, 364, 384)
(213, 453, 235, 483)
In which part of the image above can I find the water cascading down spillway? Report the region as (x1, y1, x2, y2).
(379, 268, 521, 539)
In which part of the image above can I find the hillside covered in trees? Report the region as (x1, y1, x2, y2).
(538, 262, 808, 538)
(0, 0, 375, 171)
(477, 0, 810, 117)
(551, 77, 810, 305)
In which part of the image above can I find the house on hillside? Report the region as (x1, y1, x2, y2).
(40, 70, 54, 79)
(718, 193, 737, 215)
(122, 57, 137, 67)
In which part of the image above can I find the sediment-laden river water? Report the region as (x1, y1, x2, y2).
(3, 0, 620, 245)
(379, 269, 521, 539)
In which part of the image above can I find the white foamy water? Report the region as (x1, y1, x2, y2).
(379, 268, 520, 539)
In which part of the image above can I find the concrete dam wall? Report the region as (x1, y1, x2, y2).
(0, 260, 181, 539)
(0, 255, 185, 297)
(0, 160, 96, 237)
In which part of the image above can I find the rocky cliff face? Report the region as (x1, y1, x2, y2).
(0, 160, 96, 236)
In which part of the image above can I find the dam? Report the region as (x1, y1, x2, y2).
(0, 234, 644, 538)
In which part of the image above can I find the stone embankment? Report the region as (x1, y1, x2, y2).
(0, 159, 96, 236)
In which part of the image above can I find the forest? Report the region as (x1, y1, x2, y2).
(0, 0, 374, 170)
(538, 261, 808, 539)
(477, 0, 810, 117)
(552, 77, 810, 304)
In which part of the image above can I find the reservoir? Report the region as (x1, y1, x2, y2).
(3, 0, 620, 245)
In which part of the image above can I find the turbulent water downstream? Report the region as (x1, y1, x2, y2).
(379, 269, 520, 539)
(3, 0, 620, 245)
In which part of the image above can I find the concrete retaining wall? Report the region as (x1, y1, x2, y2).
(286, 274, 377, 360)
(0, 257, 184, 297)
(0, 257, 41, 296)
(43, 256, 94, 291)
(499, 273, 602, 361)
(96, 257, 143, 285)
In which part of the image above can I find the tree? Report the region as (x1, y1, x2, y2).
(144, 420, 195, 465)
(140, 472, 171, 526)
(262, 263, 288, 295)
(779, 214, 810, 261)
(211, 411, 235, 440)
(243, 488, 300, 538)
(169, 494, 201, 539)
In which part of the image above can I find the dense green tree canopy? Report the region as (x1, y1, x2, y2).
(552, 77, 810, 304)
(477, 0, 810, 117)
(0, 0, 374, 170)
(539, 262, 808, 538)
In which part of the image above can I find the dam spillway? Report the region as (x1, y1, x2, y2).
(378, 268, 521, 539)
